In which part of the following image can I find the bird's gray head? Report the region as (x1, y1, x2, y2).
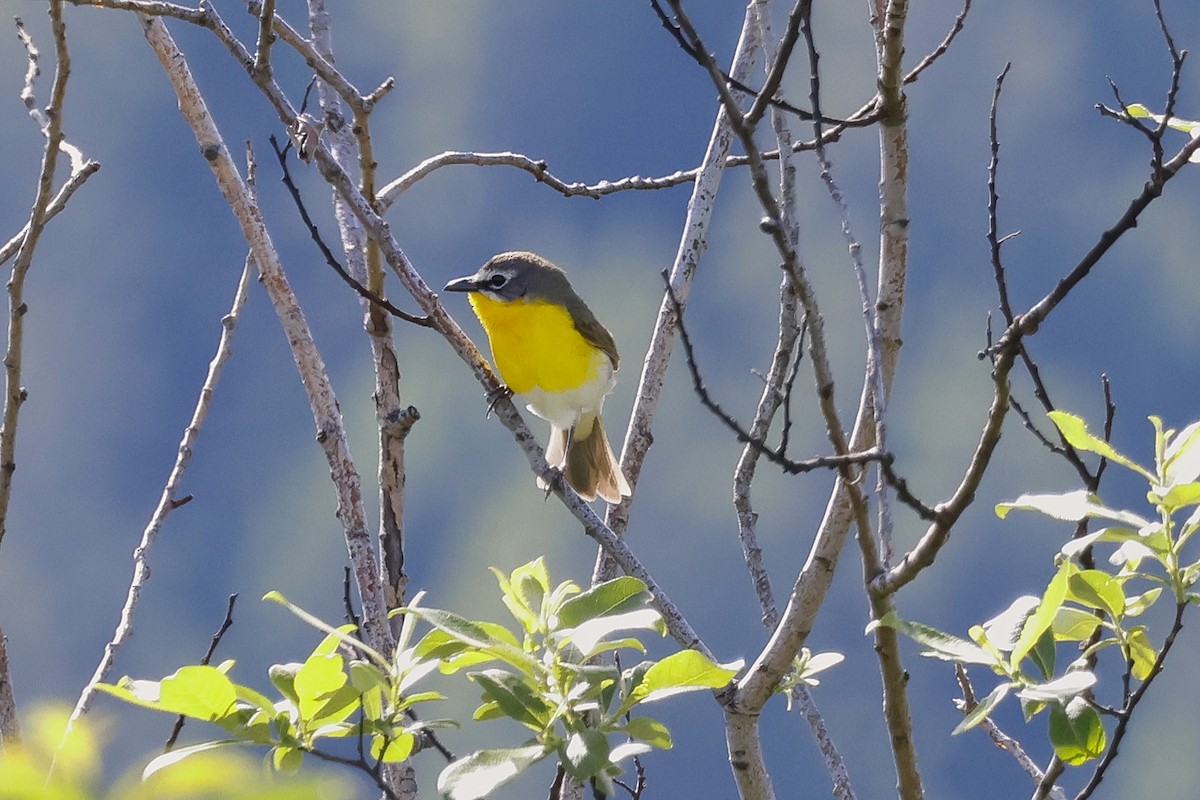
(443, 251, 572, 303)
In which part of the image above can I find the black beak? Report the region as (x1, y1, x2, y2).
(443, 275, 479, 293)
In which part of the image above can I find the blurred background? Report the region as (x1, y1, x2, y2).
(2, 1, 1199, 797)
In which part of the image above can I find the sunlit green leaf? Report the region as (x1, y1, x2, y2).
(1165, 420, 1200, 484)
(1048, 411, 1150, 478)
(984, 596, 1040, 652)
(996, 489, 1151, 528)
(1066, 570, 1126, 620)
(271, 744, 304, 774)
(952, 682, 1011, 735)
(561, 729, 610, 780)
(142, 740, 242, 780)
(1048, 697, 1106, 765)
(621, 715, 673, 748)
(371, 731, 416, 763)
(556, 576, 651, 628)
(1028, 629, 1056, 681)
(437, 744, 548, 800)
(263, 591, 387, 669)
(403, 607, 535, 675)
(610, 741, 654, 763)
(1123, 588, 1163, 618)
(634, 650, 740, 703)
(1154, 482, 1200, 512)
(1018, 670, 1096, 703)
(1123, 105, 1200, 162)
(469, 670, 553, 729)
(1051, 607, 1102, 642)
(1060, 526, 1139, 558)
(294, 653, 346, 706)
(565, 609, 662, 657)
(159, 666, 239, 722)
(1012, 565, 1070, 668)
(872, 612, 995, 665)
(1126, 627, 1158, 681)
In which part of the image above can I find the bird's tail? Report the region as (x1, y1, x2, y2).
(564, 413, 631, 504)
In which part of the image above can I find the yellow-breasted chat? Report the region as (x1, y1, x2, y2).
(445, 251, 632, 504)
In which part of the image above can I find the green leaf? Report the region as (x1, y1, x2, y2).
(610, 741, 654, 763)
(437, 744, 549, 800)
(159, 665, 239, 722)
(561, 729, 610, 780)
(871, 612, 995, 665)
(983, 596, 1041, 652)
(1012, 564, 1069, 668)
(1154, 482, 1200, 512)
(1123, 106, 1200, 162)
(1066, 570, 1126, 620)
(269, 662, 302, 704)
(404, 607, 536, 675)
(1051, 607, 1103, 642)
(995, 490, 1151, 528)
(348, 660, 389, 695)
(141, 740, 242, 780)
(799, 651, 845, 684)
(1048, 697, 1107, 765)
(621, 715, 673, 749)
(263, 591, 387, 668)
(271, 744, 304, 774)
(565, 609, 662, 657)
(1018, 670, 1097, 703)
(1048, 411, 1150, 478)
(1028, 629, 1056, 681)
(556, 576, 651, 628)
(1060, 526, 1140, 558)
(294, 653, 347, 706)
(1165, 420, 1200, 485)
(372, 731, 416, 763)
(952, 682, 1011, 735)
(469, 669, 553, 729)
(633, 650, 740, 703)
(1123, 588, 1163, 618)
(1126, 627, 1158, 681)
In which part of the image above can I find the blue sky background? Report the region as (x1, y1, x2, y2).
(3, 1, 1200, 798)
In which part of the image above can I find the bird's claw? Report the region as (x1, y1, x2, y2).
(485, 384, 514, 418)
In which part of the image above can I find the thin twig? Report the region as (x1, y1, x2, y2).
(902, 0, 972, 85)
(268, 136, 433, 327)
(164, 594, 239, 750)
(67, 231, 256, 727)
(1, 5, 74, 559)
(667, 274, 886, 476)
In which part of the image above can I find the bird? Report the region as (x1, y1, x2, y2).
(444, 251, 632, 504)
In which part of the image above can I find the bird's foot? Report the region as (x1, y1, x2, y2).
(485, 384, 514, 418)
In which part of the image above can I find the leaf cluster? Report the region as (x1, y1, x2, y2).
(97, 559, 741, 800)
(878, 412, 1200, 768)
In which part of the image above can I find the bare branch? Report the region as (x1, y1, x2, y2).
(67, 236, 255, 726)
(132, 12, 396, 662)
(379, 151, 699, 209)
(903, 0, 972, 85)
(268, 136, 434, 327)
(593, 4, 765, 584)
(2, 4, 77, 557)
(0, 624, 17, 744)
(252, 0, 276, 79)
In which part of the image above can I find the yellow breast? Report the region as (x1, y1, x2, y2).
(468, 293, 606, 394)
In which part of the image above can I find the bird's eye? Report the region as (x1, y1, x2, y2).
(487, 273, 508, 289)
